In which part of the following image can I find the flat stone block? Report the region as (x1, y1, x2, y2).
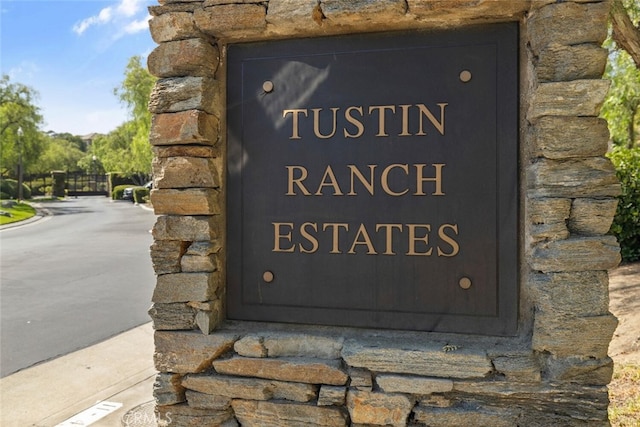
(150, 110, 219, 146)
(569, 198, 618, 236)
(530, 271, 610, 317)
(154, 372, 186, 405)
(186, 240, 221, 256)
(154, 145, 218, 159)
(148, 38, 219, 78)
(532, 313, 618, 358)
(536, 44, 607, 82)
(154, 330, 239, 373)
(195, 307, 222, 335)
(346, 390, 413, 427)
(452, 381, 609, 421)
(149, 302, 197, 330)
(231, 399, 348, 427)
(263, 333, 344, 359)
(528, 80, 610, 120)
(183, 373, 318, 402)
(528, 197, 571, 242)
(184, 374, 271, 400)
(545, 356, 614, 385)
(267, 0, 321, 30)
(149, 11, 199, 43)
(531, 117, 610, 159)
(527, 1, 609, 54)
(150, 3, 199, 16)
(149, 76, 219, 115)
(376, 374, 453, 394)
(151, 188, 221, 216)
(322, 0, 407, 25)
(413, 405, 516, 427)
(349, 367, 372, 391)
(234, 335, 267, 358)
(342, 341, 492, 379)
(153, 215, 221, 241)
(213, 356, 348, 385)
(490, 352, 541, 383)
(150, 239, 188, 274)
(153, 156, 219, 189)
(181, 254, 218, 273)
(156, 403, 234, 426)
(185, 390, 232, 410)
(408, 0, 530, 21)
(527, 157, 621, 198)
(194, 4, 266, 37)
(318, 385, 347, 406)
(529, 235, 621, 273)
(152, 272, 220, 303)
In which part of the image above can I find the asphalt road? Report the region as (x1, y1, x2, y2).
(0, 197, 157, 377)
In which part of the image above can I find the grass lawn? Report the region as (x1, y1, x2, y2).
(609, 363, 640, 426)
(0, 202, 36, 225)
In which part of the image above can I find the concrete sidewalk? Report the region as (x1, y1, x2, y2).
(0, 323, 157, 427)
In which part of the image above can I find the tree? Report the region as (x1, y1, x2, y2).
(602, 0, 640, 148)
(33, 135, 86, 174)
(0, 75, 45, 177)
(109, 55, 156, 182)
(611, 0, 640, 68)
(53, 132, 87, 152)
(605, 0, 640, 262)
(601, 47, 640, 147)
(88, 121, 136, 176)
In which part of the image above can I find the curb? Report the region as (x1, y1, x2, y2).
(0, 202, 50, 230)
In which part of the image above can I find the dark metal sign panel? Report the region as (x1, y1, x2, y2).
(227, 24, 518, 335)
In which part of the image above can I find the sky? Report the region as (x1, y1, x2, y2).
(1, 0, 156, 136)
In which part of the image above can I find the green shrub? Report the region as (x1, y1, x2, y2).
(32, 185, 52, 196)
(0, 191, 10, 200)
(112, 184, 131, 200)
(32, 185, 45, 196)
(608, 145, 640, 262)
(0, 179, 16, 197)
(133, 187, 150, 204)
(0, 178, 31, 199)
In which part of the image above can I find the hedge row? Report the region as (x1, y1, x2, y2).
(608, 146, 640, 262)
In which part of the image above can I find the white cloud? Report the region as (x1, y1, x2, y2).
(122, 15, 151, 35)
(72, 0, 147, 36)
(116, 0, 143, 17)
(73, 6, 113, 35)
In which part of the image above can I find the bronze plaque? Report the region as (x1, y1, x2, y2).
(227, 24, 518, 335)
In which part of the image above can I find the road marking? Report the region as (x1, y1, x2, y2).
(55, 401, 123, 426)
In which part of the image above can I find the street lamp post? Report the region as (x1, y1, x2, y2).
(91, 155, 98, 192)
(17, 127, 23, 201)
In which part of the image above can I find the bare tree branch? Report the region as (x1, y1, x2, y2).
(611, 0, 640, 68)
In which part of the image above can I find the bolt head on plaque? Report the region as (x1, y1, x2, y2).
(459, 70, 472, 83)
(459, 277, 472, 289)
(262, 80, 274, 93)
(263, 270, 274, 283)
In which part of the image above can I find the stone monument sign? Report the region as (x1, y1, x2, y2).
(147, 1, 621, 425)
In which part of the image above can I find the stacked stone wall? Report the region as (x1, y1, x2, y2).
(146, 1, 621, 425)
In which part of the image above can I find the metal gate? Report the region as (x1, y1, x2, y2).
(66, 173, 108, 196)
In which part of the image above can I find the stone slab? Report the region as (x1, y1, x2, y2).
(231, 399, 348, 427)
(346, 390, 413, 427)
(342, 341, 493, 379)
(154, 330, 238, 373)
(212, 356, 348, 385)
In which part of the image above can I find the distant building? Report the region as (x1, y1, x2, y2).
(79, 133, 100, 149)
